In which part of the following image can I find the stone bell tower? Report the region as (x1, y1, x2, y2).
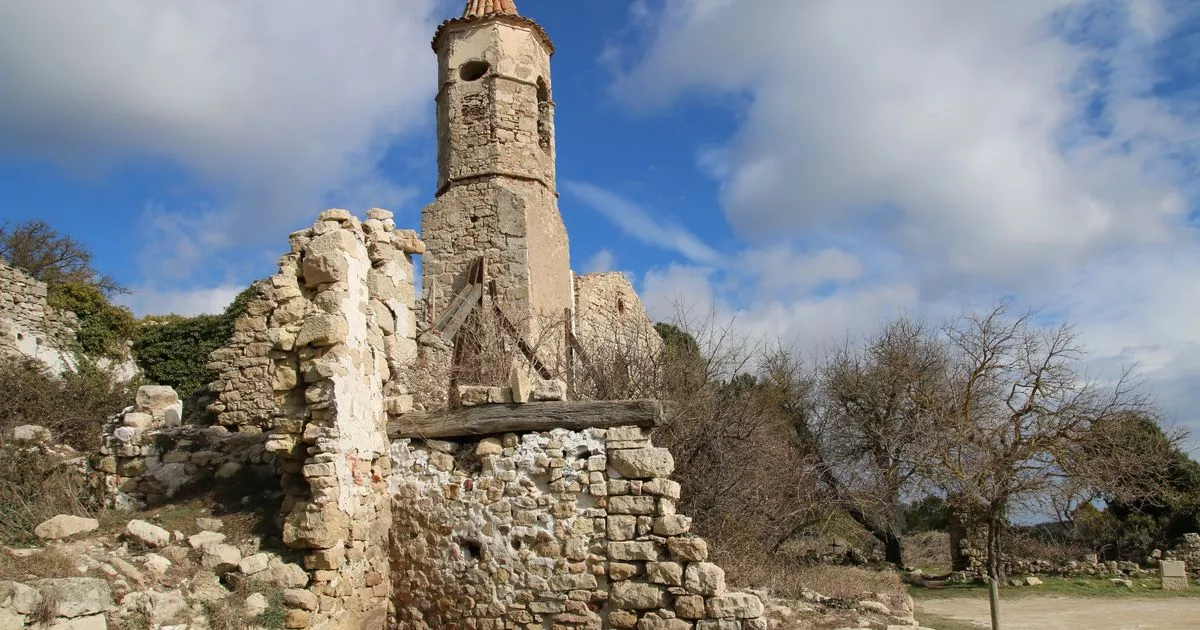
(422, 0, 571, 349)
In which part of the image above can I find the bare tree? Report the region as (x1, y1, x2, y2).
(811, 317, 949, 566)
(923, 304, 1163, 630)
(0, 220, 124, 295)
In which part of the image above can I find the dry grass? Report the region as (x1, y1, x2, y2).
(0, 445, 103, 546)
(0, 547, 83, 582)
(793, 565, 907, 600)
(903, 531, 953, 571)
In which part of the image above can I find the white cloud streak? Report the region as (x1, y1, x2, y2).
(0, 0, 442, 282)
(608, 0, 1200, 440)
(563, 180, 724, 265)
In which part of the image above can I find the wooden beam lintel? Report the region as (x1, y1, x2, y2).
(388, 400, 663, 440)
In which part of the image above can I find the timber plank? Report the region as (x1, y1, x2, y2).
(388, 400, 663, 439)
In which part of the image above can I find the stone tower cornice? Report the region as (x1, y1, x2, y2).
(432, 2, 554, 56)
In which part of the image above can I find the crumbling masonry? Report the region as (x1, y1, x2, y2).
(98, 2, 767, 628)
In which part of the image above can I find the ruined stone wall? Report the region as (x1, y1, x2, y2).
(96, 385, 277, 510)
(390, 426, 766, 629)
(422, 179, 571, 356)
(574, 272, 663, 359)
(0, 260, 78, 373)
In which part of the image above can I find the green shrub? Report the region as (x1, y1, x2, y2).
(47, 281, 139, 360)
(131, 283, 259, 398)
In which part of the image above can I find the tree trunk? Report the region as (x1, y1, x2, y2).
(843, 502, 906, 567)
(986, 516, 1003, 630)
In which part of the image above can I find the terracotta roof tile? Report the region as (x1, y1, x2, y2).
(462, 0, 519, 18)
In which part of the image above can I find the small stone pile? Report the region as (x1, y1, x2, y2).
(2, 513, 309, 629)
(95, 386, 275, 510)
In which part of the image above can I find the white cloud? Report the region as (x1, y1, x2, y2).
(583, 249, 618, 274)
(607, 0, 1200, 439)
(0, 0, 442, 282)
(563, 180, 723, 265)
(117, 285, 245, 317)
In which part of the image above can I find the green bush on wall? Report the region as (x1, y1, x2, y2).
(47, 281, 139, 360)
(131, 283, 259, 398)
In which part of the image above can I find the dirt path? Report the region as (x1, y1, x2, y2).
(919, 596, 1200, 630)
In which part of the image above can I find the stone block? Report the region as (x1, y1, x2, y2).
(609, 581, 666, 610)
(609, 541, 662, 561)
(608, 496, 657, 515)
(135, 386, 179, 412)
(707, 592, 764, 620)
(647, 561, 684, 586)
(668, 537, 709, 562)
(34, 515, 99, 540)
(35, 578, 111, 618)
(609, 447, 675, 479)
(685, 562, 726, 596)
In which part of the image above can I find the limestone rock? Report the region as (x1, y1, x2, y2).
(532, 379, 567, 401)
(296, 314, 349, 348)
(609, 581, 665, 610)
(34, 515, 100, 540)
(239, 553, 271, 576)
(0, 580, 42, 614)
(685, 562, 726, 596)
(201, 544, 242, 574)
(12, 424, 52, 444)
(188, 531, 227, 550)
(283, 503, 348, 550)
(245, 592, 269, 617)
(135, 386, 179, 412)
(124, 520, 170, 548)
(36, 578, 111, 618)
(707, 592, 764, 619)
(610, 447, 675, 479)
(46, 614, 107, 629)
(284, 588, 319, 611)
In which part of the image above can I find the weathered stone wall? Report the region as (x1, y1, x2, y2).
(575, 272, 663, 357)
(424, 14, 572, 390)
(229, 209, 419, 629)
(0, 259, 78, 373)
(96, 385, 277, 510)
(435, 19, 555, 193)
(389, 426, 767, 629)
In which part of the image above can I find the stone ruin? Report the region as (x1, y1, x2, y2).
(88, 2, 772, 628)
(0, 259, 79, 375)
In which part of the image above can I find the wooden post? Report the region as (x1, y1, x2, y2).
(388, 400, 664, 439)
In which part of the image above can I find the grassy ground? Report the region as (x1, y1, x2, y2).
(911, 575, 1200, 600)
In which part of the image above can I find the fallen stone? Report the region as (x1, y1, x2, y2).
(36, 578, 111, 618)
(245, 592, 269, 617)
(283, 588, 319, 611)
(1025, 576, 1043, 586)
(239, 553, 271, 576)
(124, 520, 170, 548)
(1110, 578, 1133, 588)
(12, 425, 52, 444)
(188, 531, 227, 550)
(0, 580, 42, 614)
(201, 544, 242, 574)
(195, 517, 224, 532)
(34, 515, 100, 540)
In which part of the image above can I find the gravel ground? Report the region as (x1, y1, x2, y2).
(918, 596, 1200, 629)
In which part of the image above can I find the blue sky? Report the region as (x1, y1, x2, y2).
(1, 0, 1198, 443)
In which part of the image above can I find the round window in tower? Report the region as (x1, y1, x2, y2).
(459, 60, 490, 82)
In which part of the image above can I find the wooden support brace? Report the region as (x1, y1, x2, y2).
(388, 400, 664, 439)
